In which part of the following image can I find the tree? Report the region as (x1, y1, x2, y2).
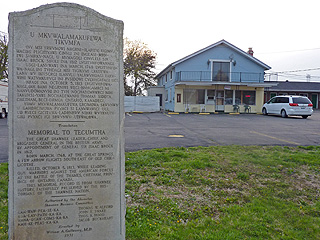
(124, 38, 157, 96)
(0, 31, 8, 81)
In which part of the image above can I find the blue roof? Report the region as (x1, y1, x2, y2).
(156, 39, 271, 78)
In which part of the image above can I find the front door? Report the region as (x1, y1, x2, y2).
(215, 90, 224, 111)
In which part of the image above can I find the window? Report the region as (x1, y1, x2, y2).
(276, 97, 289, 103)
(170, 71, 173, 80)
(165, 90, 168, 101)
(225, 90, 233, 105)
(197, 90, 205, 104)
(177, 94, 181, 103)
(207, 90, 215, 100)
(183, 89, 205, 104)
(235, 90, 255, 105)
(243, 91, 256, 105)
(183, 89, 195, 104)
(292, 97, 311, 104)
(235, 91, 241, 105)
(165, 74, 168, 83)
(212, 61, 230, 82)
(268, 97, 277, 104)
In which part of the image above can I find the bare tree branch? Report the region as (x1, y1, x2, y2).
(0, 31, 8, 81)
(123, 38, 157, 96)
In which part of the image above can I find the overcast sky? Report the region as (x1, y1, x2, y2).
(2, 0, 320, 81)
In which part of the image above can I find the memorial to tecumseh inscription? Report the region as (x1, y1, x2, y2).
(8, 3, 125, 239)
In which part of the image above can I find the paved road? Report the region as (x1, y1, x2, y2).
(125, 111, 320, 152)
(1, 111, 320, 162)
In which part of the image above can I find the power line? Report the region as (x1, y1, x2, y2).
(266, 68, 320, 81)
(277, 74, 320, 80)
(268, 73, 320, 79)
(257, 47, 320, 55)
(267, 67, 320, 79)
(276, 67, 320, 74)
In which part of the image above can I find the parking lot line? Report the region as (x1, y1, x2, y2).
(168, 135, 184, 138)
(250, 131, 300, 145)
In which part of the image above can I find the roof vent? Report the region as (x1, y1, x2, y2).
(247, 47, 254, 56)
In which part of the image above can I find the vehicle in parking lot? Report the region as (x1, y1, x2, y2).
(262, 95, 313, 118)
(0, 82, 8, 119)
(0, 101, 8, 119)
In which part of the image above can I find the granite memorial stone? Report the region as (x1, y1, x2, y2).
(8, 3, 125, 239)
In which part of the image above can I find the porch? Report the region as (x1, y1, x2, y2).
(176, 71, 264, 83)
(174, 85, 265, 114)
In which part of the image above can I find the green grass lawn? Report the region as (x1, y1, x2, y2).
(1, 146, 320, 239)
(0, 162, 8, 240)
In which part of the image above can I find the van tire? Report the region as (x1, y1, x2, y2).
(262, 108, 268, 115)
(281, 109, 287, 118)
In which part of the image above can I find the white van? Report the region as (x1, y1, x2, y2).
(262, 95, 313, 119)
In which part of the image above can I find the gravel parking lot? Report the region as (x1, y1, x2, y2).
(1, 111, 319, 162)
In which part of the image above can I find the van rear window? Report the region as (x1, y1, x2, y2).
(292, 97, 311, 104)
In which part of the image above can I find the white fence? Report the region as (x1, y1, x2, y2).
(0, 82, 8, 102)
(124, 96, 160, 112)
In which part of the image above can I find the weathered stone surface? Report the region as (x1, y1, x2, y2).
(8, 3, 125, 239)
